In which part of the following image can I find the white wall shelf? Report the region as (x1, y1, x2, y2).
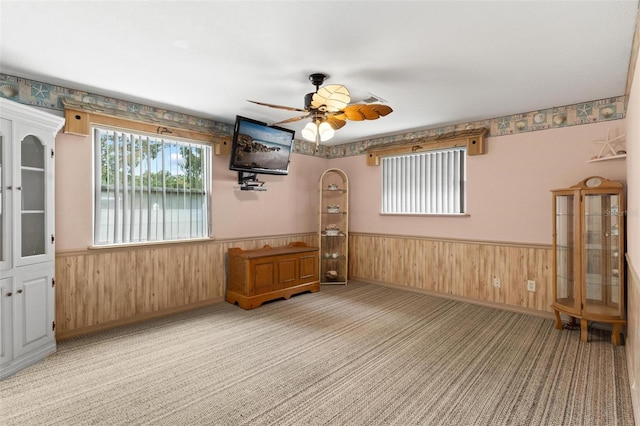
(588, 154, 627, 163)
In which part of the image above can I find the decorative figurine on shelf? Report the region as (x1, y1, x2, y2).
(327, 204, 340, 213)
(327, 183, 338, 190)
(325, 270, 338, 280)
(591, 128, 626, 160)
(325, 224, 340, 236)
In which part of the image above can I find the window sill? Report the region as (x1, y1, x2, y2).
(88, 237, 215, 251)
(379, 213, 470, 217)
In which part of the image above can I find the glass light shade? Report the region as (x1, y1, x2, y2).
(318, 122, 335, 141)
(301, 122, 318, 141)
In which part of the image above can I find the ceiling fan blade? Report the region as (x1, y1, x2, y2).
(271, 113, 312, 125)
(311, 84, 351, 112)
(247, 100, 307, 112)
(326, 116, 347, 130)
(342, 104, 393, 121)
(330, 112, 347, 121)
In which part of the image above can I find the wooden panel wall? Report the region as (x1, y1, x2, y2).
(56, 232, 551, 339)
(349, 233, 553, 313)
(55, 234, 317, 339)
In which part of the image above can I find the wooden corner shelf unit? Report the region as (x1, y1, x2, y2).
(226, 242, 320, 309)
(319, 169, 349, 285)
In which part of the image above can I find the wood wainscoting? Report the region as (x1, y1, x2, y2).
(349, 233, 553, 315)
(55, 234, 317, 339)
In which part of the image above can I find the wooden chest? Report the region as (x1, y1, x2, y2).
(226, 242, 319, 309)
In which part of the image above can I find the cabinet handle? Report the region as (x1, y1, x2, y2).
(6, 292, 12, 297)
(16, 186, 22, 191)
(16, 289, 23, 294)
(6, 186, 12, 190)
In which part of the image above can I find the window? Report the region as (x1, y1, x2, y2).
(381, 147, 466, 214)
(93, 126, 212, 245)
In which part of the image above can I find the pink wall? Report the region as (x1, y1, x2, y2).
(55, 133, 93, 250)
(623, 32, 639, 423)
(627, 54, 640, 286)
(56, 121, 627, 250)
(328, 120, 626, 245)
(211, 152, 326, 239)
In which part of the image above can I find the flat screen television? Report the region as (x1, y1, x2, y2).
(229, 115, 295, 177)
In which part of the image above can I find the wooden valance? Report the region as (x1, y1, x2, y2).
(365, 127, 488, 166)
(61, 98, 232, 155)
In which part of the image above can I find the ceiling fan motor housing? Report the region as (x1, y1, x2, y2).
(306, 73, 327, 109)
(304, 92, 314, 109)
(309, 73, 328, 88)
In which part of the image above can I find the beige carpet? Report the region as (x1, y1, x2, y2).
(0, 281, 634, 425)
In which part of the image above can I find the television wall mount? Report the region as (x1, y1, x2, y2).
(238, 172, 267, 191)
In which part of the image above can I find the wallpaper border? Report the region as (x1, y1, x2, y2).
(0, 73, 626, 159)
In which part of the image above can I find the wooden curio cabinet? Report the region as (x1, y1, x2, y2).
(552, 176, 625, 345)
(318, 169, 348, 285)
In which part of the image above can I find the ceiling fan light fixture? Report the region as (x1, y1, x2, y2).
(301, 120, 335, 143)
(302, 122, 318, 142)
(318, 121, 335, 141)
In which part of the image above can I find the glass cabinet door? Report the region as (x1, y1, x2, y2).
(583, 193, 622, 316)
(554, 193, 579, 313)
(19, 135, 46, 259)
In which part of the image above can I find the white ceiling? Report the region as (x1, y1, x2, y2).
(1, 1, 638, 145)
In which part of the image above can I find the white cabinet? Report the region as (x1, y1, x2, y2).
(13, 266, 56, 359)
(0, 98, 64, 379)
(0, 277, 14, 367)
(1, 266, 56, 367)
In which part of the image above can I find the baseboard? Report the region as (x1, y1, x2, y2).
(352, 276, 555, 320)
(0, 341, 57, 380)
(55, 297, 225, 341)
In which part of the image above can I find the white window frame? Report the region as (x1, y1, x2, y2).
(93, 126, 212, 246)
(381, 147, 466, 215)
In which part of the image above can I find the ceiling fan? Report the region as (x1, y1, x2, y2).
(248, 73, 393, 148)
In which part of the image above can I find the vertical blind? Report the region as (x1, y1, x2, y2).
(94, 127, 211, 245)
(382, 148, 466, 214)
